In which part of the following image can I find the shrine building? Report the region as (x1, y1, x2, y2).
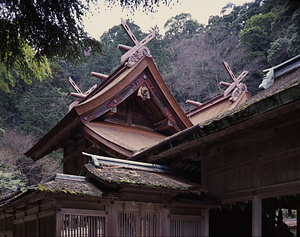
(1, 19, 300, 237)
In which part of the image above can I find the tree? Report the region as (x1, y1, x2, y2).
(164, 13, 204, 40)
(0, 169, 25, 194)
(0, 42, 51, 92)
(0, 0, 176, 70)
(0, 0, 179, 93)
(239, 12, 276, 57)
(267, 37, 291, 66)
(0, 1, 100, 93)
(17, 79, 70, 138)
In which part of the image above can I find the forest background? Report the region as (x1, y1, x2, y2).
(1, 0, 300, 193)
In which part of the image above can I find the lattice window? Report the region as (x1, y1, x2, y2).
(61, 214, 105, 237)
(118, 212, 159, 237)
(143, 213, 159, 237)
(170, 215, 201, 237)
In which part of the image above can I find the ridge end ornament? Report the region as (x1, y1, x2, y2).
(118, 18, 156, 67)
(219, 61, 249, 102)
(68, 77, 97, 110)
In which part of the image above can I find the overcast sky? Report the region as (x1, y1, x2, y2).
(83, 0, 253, 39)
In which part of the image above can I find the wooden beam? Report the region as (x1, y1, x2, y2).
(60, 208, 106, 216)
(90, 72, 108, 80)
(154, 118, 173, 131)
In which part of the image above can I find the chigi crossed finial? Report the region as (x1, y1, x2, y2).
(220, 61, 248, 102)
(118, 18, 156, 67)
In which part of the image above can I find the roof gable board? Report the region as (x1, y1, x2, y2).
(76, 57, 192, 130)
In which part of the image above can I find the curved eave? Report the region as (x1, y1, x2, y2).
(82, 121, 167, 158)
(24, 109, 81, 161)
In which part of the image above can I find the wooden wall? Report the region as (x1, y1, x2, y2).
(1, 193, 208, 237)
(201, 101, 300, 202)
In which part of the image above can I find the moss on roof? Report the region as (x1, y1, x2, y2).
(31, 179, 102, 197)
(84, 163, 202, 192)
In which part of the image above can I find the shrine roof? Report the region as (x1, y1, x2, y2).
(83, 153, 205, 193)
(83, 121, 166, 157)
(25, 56, 191, 161)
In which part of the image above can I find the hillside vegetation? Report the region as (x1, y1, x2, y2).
(1, 0, 300, 193)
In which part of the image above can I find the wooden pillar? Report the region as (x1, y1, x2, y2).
(297, 204, 300, 237)
(252, 196, 262, 237)
(107, 203, 118, 236)
(55, 210, 62, 237)
(201, 209, 209, 237)
(160, 208, 170, 237)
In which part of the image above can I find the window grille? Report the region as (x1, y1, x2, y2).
(61, 214, 105, 237)
(143, 213, 159, 237)
(118, 212, 159, 237)
(170, 215, 201, 237)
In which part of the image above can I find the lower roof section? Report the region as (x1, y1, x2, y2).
(83, 121, 166, 157)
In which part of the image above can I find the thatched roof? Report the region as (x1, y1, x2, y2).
(32, 173, 102, 197)
(83, 153, 205, 193)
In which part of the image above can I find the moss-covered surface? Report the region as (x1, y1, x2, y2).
(84, 163, 201, 192)
(31, 178, 102, 197)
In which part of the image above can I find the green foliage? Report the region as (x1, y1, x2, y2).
(239, 26, 268, 55)
(0, 43, 51, 93)
(0, 169, 25, 194)
(164, 13, 204, 40)
(17, 79, 69, 138)
(239, 13, 276, 57)
(267, 37, 291, 65)
(244, 12, 276, 36)
(0, 1, 102, 66)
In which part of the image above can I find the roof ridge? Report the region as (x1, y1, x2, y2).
(54, 173, 88, 182)
(83, 152, 177, 174)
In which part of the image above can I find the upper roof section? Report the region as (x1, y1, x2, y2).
(75, 57, 192, 131)
(25, 19, 192, 161)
